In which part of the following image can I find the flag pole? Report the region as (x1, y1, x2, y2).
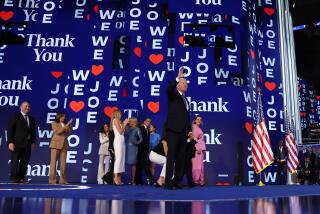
(257, 172, 265, 186)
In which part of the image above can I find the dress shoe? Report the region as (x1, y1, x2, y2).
(20, 179, 31, 184)
(187, 182, 196, 188)
(147, 178, 155, 185)
(164, 182, 174, 189)
(173, 182, 183, 189)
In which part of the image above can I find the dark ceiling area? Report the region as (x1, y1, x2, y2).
(291, 0, 320, 93)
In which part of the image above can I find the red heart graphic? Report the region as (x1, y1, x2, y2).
(149, 54, 164, 65)
(316, 96, 320, 100)
(147, 101, 160, 113)
(245, 122, 252, 134)
(104, 106, 118, 118)
(93, 5, 99, 13)
(0, 11, 14, 21)
(250, 49, 255, 59)
(92, 64, 104, 76)
(298, 85, 301, 91)
(133, 47, 141, 58)
(178, 36, 184, 45)
(51, 71, 63, 79)
(265, 81, 277, 91)
(300, 112, 306, 117)
(264, 7, 274, 16)
(86, 14, 90, 20)
(70, 101, 85, 113)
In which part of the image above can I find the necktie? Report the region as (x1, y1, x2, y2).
(182, 94, 189, 110)
(24, 114, 31, 139)
(24, 114, 29, 127)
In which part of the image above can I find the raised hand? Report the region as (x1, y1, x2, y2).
(66, 118, 73, 126)
(188, 132, 194, 140)
(123, 118, 129, 126)
(178, 66, 185, 78)
(8, 143, 15, 151)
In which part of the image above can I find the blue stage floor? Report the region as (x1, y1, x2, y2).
(0, 183, 320, 213)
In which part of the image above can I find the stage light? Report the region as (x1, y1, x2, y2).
(0, 21, 27, 44)
(293, 20, 320, 31)
(2, 21, 28, 29)
(293, 25, 306, 31)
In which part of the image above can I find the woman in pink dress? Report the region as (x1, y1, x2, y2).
(192, 115, 206, 186)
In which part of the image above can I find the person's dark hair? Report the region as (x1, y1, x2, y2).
(100, 123, 109, 134)
(144, 117, 151, 122)
(193, 115, 202, 124)
(20, 101, 30, 106)
(54, 112, 66, 123)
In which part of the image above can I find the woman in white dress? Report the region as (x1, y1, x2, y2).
(97, 124, 111, 184)
(110, 109, 129, 185)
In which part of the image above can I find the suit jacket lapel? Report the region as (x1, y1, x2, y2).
(180, 94, 190, 111)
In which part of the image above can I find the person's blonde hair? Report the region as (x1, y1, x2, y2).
(129, 117, 138, 128)
(110, 109, 122, 131)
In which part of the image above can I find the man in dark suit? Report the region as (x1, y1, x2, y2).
(298, 157, 316, 184)
(164, 66, 191, 189)
(7, 101, 36, 183)
(135, 117, 154, 185)
(274, 140, 288, 185)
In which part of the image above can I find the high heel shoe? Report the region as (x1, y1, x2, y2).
(155, 181, 163, 187)
(113, 178, 119, 185)
(113, 178, 123, 185)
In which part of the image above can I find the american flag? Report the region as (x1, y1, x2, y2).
(285, 111, 299, 173)
(251, 91, 274, 173)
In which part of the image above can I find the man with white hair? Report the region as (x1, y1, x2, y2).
(164, 67, 191, 189)
(7, 101, 36, 183)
